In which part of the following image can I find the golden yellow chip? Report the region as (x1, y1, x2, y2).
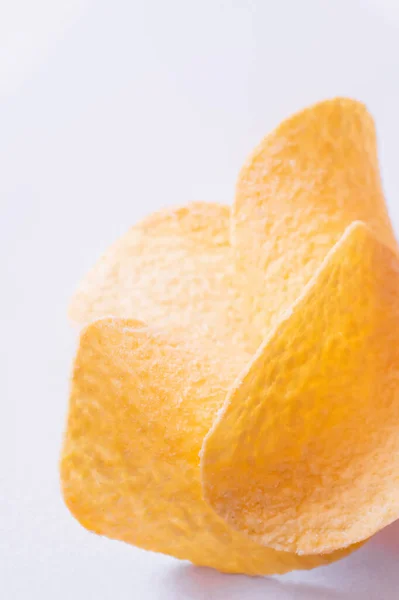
(233, 97, 396, 336)
(62, 317, 350, 574)
(69, 202, 258, 358)
(202, 221, 399, 555)
(61, 98, 398, 574)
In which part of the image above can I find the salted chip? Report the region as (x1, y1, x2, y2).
(62, 318, 350, 574)
(233, 97, 397, 336)
(69, 202, 258, 357)
(69, 202, 233, 332)
(202, 222, 399, 554)
(62, 98, 397, 574)
(63, 201, 351, 574)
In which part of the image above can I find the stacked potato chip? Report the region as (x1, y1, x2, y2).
(61, 99, 399, 575)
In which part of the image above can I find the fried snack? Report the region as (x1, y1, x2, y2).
(61, 98, 399, 574)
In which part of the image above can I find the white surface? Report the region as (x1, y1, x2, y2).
(4, 1, 399, 598)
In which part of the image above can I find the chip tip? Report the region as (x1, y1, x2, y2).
(236, 96, 375, 188)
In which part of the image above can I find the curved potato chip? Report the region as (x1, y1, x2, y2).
(69, 202, 258, 357)
(233, 97, 396, 336)
(61, 318, 351, 574)
(62, 98, 397, 574)
(202, 222, 399, 554)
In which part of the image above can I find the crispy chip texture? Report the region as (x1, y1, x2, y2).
(234, 98, 396, 336)
(69, 203, 260, 358)
(202, 222, 399, 554)
(62, 319, 348, 574)
(61, 98, 398, 574)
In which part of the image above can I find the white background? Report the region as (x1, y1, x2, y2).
(4, 1, 399, 598)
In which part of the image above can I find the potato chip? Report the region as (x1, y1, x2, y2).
(202, 222, 399, 555)
(62, 98, 397, 574)
(233, 97, 396, 337)
(69, 202, 258, 358)
(62, 318, 351, 574)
